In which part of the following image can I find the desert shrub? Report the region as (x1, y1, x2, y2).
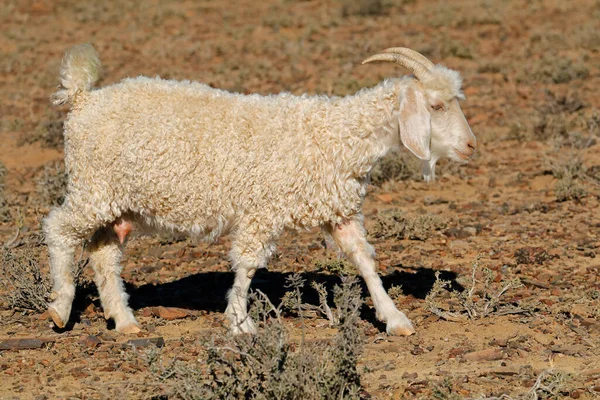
(532, 92, 585, 142)
(0, 246, 51, 312)
(149, 276, 365, 399)
(524, 370, 573, 400)
(425, 260, 526, 321)
(437, 34, 474, 59)
(0, 162, 6, 191)
(19, 109, 65, 148)
(36, 161, 68, 206)
(0, 243, 88, 312)
(551, 157, 586, 202)
(370, 210, 447, 241)
(370, 150, 421, 185)
(0, 161, 9, 223)
(314, 258, 356, 276)
(432, 377, 461, 400)
(519, 57, 589, 84)
(339, 0, 385, 17)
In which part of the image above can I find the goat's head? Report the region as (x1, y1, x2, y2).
(363, 47, 476, 181)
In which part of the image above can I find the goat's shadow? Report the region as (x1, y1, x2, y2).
(65, 266, 461, 332)
(127, 265, 461, 331)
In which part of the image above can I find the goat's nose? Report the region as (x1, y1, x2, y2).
(466, 139, 476, 153)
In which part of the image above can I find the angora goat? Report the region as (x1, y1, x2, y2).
(45, 44, 476, 335)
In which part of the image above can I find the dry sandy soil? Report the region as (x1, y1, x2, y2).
(0, 0, 599, 398)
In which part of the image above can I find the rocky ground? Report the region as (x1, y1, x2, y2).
(0, 0, 599, 398)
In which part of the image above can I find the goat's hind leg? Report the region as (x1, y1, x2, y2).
(226, 226, 276, 335)
(44, 205, 95, 328)
(328, 216, 415, 336)
(89, 226, 140, 334)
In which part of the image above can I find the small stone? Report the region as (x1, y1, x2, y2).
(69, 367, 90, 378)
(147, 306, 191, 320)
(401, 372, 418, 379)
(514, 247, 550, 265)
(79, 335, 101, 349)
(449, 347, 469, 358)
(125, 337, 165, 348)
(0, 338, 47, 351)
(375, 193, 394, 204)
(463, 348, 504, 361)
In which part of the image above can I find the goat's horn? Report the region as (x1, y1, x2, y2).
(362, 53, 432, 81)
(381, 47, 435, 69)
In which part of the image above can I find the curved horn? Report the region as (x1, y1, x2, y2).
(362, 53, 432, 81)
(381, 47, 435, 69)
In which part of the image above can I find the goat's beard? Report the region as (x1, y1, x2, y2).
(422, 157, 439, 182)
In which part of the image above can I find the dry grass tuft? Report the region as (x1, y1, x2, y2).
(19, 109, 66, 149)
(0, 161, 10, 223)
(550, 156, 587, 202)
(519, 56, 589, 84)
(36, 161, 68, 207)
(432, 377, 461, 400)
(370, 210, 447, 241)
(370, 150, 421, 185)
(339, 0, 386, 17)
(426, 259, 527, 322)
(148, 275, 365, 399)
(314, 258, 356, 276)
(0, 246, 51, 312)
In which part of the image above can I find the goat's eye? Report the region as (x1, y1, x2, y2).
(430, 104, 444, 111)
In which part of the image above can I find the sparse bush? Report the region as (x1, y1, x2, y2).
(437, 34, 474, 59)
(36, 161, 68, 206)
(150, 276, 365, 399)
(339, 0, 385, 17)
(281, 276, 337, 325)
(532, 92, 585, 142)
(425, 260, 525, 321)
(551, 157, 586, 202)
(0, 245, 88, 312)
(314, 258, 356, 276)
(370, 150, 421, 185)
(432, 377, 461, 400)
(370, 210, 447, 241)
(554, 176, 586, 202)
(524, 370, 572, 400)
(520, 57, 589, 84)
(0, 161, 9, 223)
(19, 109, 65, 148)
(0, 246, 51, 312)
(477, 62, 504, 74)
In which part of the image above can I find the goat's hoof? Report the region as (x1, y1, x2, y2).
(118, 323, 141, 334)
(48, 307, 66, 329)
(386, 316, 416, 336)
(229, 318, 257, 335)
(387, 324, 416, 336)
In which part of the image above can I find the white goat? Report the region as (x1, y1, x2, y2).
(45, 44, 475, 336)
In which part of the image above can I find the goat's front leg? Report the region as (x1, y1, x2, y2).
(329, 216, 415, 336)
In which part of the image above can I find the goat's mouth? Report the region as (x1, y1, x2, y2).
(453, 148, 472, 160)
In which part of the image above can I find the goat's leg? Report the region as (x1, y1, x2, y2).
(44, 204, 99, 328)
(329, 216, 415, 336)
(226, 226, 276, 334)
(89, 227, 139, 334)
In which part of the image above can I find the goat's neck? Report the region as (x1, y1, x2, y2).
(329, 79, 402, 178)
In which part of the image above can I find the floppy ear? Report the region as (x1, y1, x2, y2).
(398, 85, 431, 160)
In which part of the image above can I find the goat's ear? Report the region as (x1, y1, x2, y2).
(398, 86, 431, 160)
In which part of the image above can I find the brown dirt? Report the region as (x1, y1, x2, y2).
(1, 0, 599, 398)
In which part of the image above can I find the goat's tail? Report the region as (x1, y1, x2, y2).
(51, 44, 100, 106)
